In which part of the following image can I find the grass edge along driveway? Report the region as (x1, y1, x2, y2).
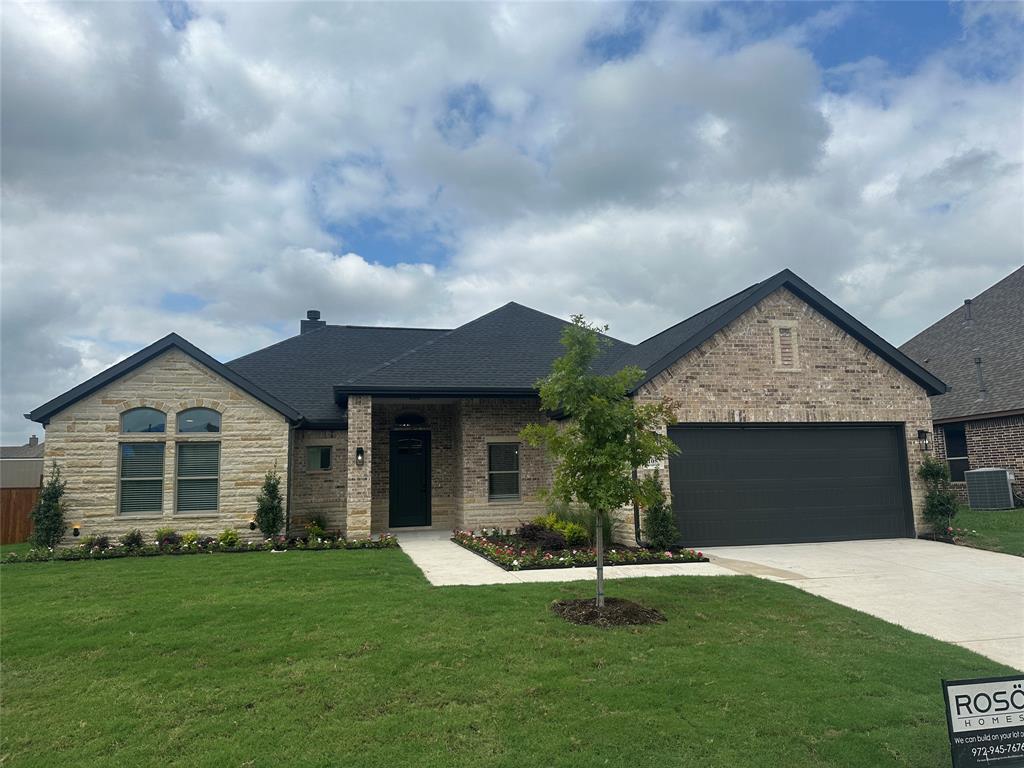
(1, 548, 1014, 768)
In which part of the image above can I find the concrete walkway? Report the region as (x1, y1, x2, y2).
(396, 530, 736, 586)
(700, 539, 1024, 670)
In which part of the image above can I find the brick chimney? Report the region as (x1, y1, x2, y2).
(301, 309, 326, 334)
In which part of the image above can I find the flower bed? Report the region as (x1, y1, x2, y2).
(2, 533, 399, 564)
(452, 529, 707, 571)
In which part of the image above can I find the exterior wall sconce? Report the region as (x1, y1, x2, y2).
(249, 518, 257, 530)
(72, 524, 81, 537)
(916, 430, 931, 451)
(355, 447, 365, 466)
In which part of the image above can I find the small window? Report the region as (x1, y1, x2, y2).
(488, 443, 520, 500)
(119, 443, 165, 515)
(121, 408, 166, 433)
(176, 442, 220, 513)
(307, 446, 332, 471)
(943, 423, 970, 482)
(177, 408, 221, 433)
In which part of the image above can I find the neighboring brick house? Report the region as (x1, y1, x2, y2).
(28, 269, 945, 547)
(900, 266, 1024, 503)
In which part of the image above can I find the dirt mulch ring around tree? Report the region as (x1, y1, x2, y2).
(551, 597, 666, 627)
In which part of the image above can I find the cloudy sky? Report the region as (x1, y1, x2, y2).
(2, 1, 1022, 444)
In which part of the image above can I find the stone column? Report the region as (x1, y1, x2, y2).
(345, 395, 373, 539)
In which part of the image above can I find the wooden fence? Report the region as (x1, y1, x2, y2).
(1, 487, 37, 544)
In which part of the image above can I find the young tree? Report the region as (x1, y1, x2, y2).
(255, 469, 285, 539)
(31, 462, 68, 549)
(521, 316, 678, 607)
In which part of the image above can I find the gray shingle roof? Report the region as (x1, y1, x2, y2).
(226, 325, 448, 423)
(899, 266, 1024, 421)
(29, 268, 947, 430)
(337, 302, 633, 395)
(0, 441, 45, 460)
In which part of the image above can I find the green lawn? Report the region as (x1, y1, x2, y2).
(0, 550, 1013, 767)
(957, 506, 1024, 557)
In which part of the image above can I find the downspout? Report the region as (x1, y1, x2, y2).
(285, 422, 295, 536)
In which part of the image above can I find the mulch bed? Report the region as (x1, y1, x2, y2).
(551, 597, 666, 628)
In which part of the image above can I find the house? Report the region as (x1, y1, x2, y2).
(0, 435, 44, 490)
(900, 266, 1023, 501)
(26, 269, 945, 547)
(1, 435, 45, 545)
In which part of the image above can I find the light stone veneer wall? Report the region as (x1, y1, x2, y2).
(629, 287, 934, 535)
(43, 349, 290, 544)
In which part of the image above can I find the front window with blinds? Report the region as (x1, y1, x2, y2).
(176, 441, 220, 513)
(488, 443, 520, 500)
(119, 443, 165, 515)
(306, 446, 331, 471)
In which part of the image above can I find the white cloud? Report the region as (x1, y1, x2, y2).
(1, 1, 1021, 443)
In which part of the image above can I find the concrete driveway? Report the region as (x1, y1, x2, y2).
(701, 539, 1024, 669)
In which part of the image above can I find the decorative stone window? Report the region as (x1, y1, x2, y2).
(176, 441, 220, 514)
(121, 407, 166, 433)
(177, 408, 221, 433)
(771, 321, 800, 371)
(119, 442, 165, 516)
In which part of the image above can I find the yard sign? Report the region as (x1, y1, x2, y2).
(942, 675, 1024, 767)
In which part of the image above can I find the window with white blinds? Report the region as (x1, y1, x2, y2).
(488, 443, 520, 500)
(176, 441, 220, 513)
(119, 443, 165, 515)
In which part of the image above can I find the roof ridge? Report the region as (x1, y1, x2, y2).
(227, 324, 333, 365)
(341, 303, 517, 385)
(227, 323, 450, 367)
(632, 279, 763, 348)
(901, 264, 1024, 349)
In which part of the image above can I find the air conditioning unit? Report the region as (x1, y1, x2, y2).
(964, 468, 1015, 510)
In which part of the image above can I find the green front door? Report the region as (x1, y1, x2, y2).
(389, 430, 431, 527)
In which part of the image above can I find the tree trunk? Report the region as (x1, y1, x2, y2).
(595, 508, 605, 608)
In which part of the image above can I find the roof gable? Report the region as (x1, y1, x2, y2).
(27, 334, 302, 425)
(899, 265, 1023, 420)
(624, 269, 947, 396)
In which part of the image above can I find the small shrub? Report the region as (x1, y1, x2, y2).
(81, 535, 111, 551)
(120, 528, 145, 550)
(31, 462, 68, 549)
(640, 475, 678, 550)
(305, 520, 325, 540)
(181, 531, 200, 547)
(154, 527, 177, 542)
(159, 532, 182, 549)
(518, 522, 567, 551)
(218, 528, 240, 548)
(255, 469, 285, 538)
(543, 498, 612, 547)
(917, 455, 959, 534)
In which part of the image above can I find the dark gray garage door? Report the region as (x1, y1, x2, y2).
(668, 425, 913, 546)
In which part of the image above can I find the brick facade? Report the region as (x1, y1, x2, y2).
(43, 349, 290, 543)
(634, 287, 934, 532)
(934, 414, 1024, 501)
(344, 395, 373, 539)
(291, 428, 347, 533)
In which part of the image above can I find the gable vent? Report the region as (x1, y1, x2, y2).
(772, 322, 799, 370)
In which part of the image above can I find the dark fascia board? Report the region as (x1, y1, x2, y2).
(297, 419, 349, 430)
(632, 269, 948, 397)
(334, 385, 538, 400)
(26, 333, 303, 425)
(932, 408, 1024, 425)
